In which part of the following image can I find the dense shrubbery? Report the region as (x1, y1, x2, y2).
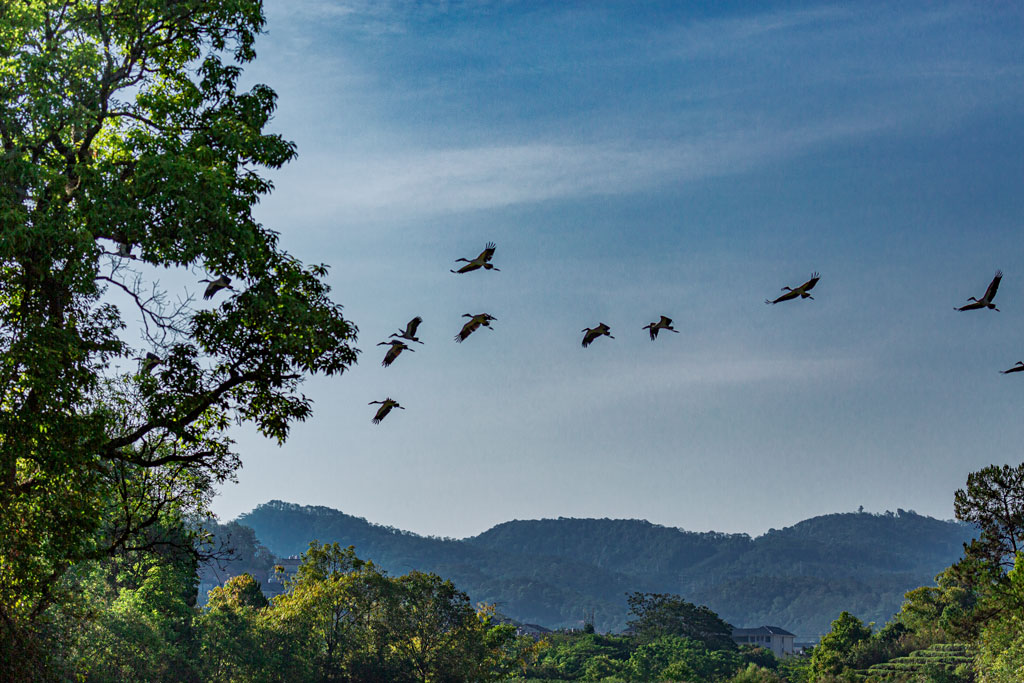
(512, 631, 779, 682)
(27, 540, 522, 682)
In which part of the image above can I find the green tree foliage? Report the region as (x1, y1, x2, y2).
(774, 655, 812, 683)
(954, 463, 1024, 583)
(947, 462, 1024, 645)
(60, 510, 202, 682)
(268, 543, 389, 681)
(529, 632, 634, 680)
(0, 0, 357, 674)
(627, 635, 744, 681)
(809, 611, 872, 678)
(522, 631, 776, 682)
(896, 567, 978, 643)
(198, 573, 271, 683)
(976, 553, 1024, 683)
(388, 571, 517, 682)
(266, 542, 518, 682)
(626, 592, 736, 650)
(727, 663, 785, 683)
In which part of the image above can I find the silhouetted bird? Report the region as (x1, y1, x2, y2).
(581, 323, 614, 348)
(451, 242, 499, 274)
(766, 273, 820, 305)
(369, 398, 404, 424)
(455, 313, 496, 343)
(1001, 362, 1024, 375)
(377, 340, 414, 367)
(956, 270, 1003, 311)
(390, 316, 424, 344)
(200, 275, 234, 300)
(138, 352, 161, 375)
(642, 315, 679, 341)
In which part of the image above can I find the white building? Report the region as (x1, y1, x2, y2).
(731, 625, 796, 657)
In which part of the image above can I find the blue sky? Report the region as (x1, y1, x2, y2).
(212, 1, 1024, 538)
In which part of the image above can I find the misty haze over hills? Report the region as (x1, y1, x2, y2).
(235, 501, 975, 637)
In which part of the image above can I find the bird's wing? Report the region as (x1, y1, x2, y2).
(582, 329, 595, 347)
(648, 326, 657, 341)
(956, 300, 985, 311)
(407, 317, 423, 335)
(800, 273, 820, 292)
(768, 289, 800, 304)
(455, 320, 479, 342)
(480, 242, 496, 261)
(660, 316, 673, 326)
(985, 271, 1003, 301)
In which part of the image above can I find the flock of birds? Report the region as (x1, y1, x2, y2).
(361, 246, 1017, 424)
(128, 243, 1020, 423)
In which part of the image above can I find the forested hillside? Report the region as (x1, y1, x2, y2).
(237, 502, 974, 635)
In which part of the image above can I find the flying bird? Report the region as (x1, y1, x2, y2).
(377, 340, 414, 367)
(581, 323, 614, 348)
(369, 398, 404, 424)
(642, 315, 679, 341)
(200, 275, 234, 300)
(1001, 362, 1024, 375)
(389, 316, 424, 344)
(956, 270, 1003, 311)
(451, 242, 500, 274)
(455, 313, 497, 343)
(766, 273, 820, 305)
(138, 352, 161, 375)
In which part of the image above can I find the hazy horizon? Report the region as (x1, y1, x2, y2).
(230, 498, 963, 541)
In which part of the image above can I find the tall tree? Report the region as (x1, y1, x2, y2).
(198, 573, 272, 683)
(268, 542, 518, 682)
(954, 463, 1024, 572)
(387, 571, 516, 683)
(0, 0, 357, 675)
(625, 592, 735, 650)
(809, 611, 872, 678)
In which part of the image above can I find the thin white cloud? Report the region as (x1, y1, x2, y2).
(264, 0, 504, 34)
(655, 5, 854, 61)
(276, 113, 896, 221)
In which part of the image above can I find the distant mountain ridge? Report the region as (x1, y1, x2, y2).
(236, 501, 974, 637)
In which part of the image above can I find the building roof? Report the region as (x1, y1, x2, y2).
(732, 626, 795, 637)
